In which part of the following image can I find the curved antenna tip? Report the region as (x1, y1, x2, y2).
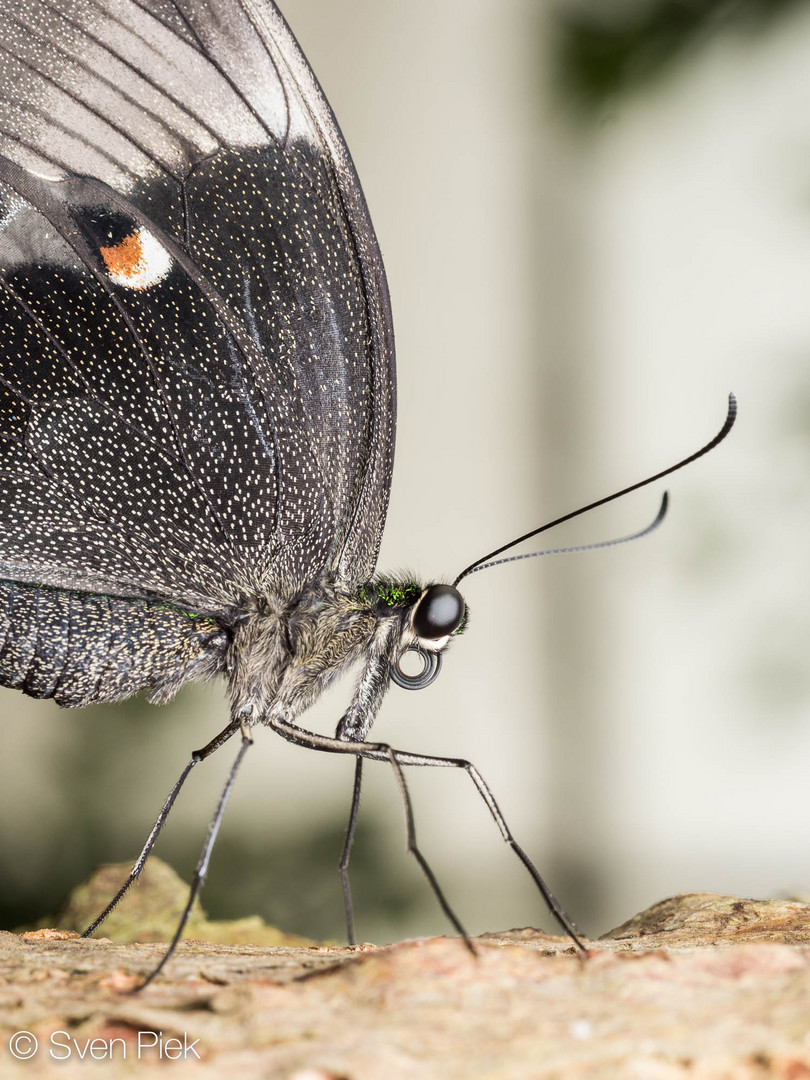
(454, 394, 737, 586)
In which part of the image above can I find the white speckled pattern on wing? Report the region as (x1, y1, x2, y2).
(0, 0, 396, 703)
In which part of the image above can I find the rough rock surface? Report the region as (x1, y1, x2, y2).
(2, 861, 810, 1078)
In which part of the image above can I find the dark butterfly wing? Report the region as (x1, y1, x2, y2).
(0, 0, 395, 614)
(0, 0, 396, 705)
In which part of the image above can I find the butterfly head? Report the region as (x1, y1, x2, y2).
(359, 579, 467, 691)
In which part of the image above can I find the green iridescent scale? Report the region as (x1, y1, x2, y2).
(358, 580, 422, 610)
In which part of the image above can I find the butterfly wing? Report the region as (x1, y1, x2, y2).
(0, 0, 395, 614)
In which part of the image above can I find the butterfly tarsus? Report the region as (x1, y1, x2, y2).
(507, 838, 585, 951)
(333, 723, 475, 952)
(461, 761, 585, 950)
(79, 756, 198, 939)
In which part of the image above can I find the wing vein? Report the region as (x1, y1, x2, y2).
(0, 16, 180, 184)
(0, 273, 191, 471)
(62, 0, 225, 149)
(0, 161, 242, 553)
(166, 0, 284, 148)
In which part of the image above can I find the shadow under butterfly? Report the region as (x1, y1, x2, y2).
(0, 0, 736, 984)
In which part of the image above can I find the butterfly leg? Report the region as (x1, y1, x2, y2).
(81, 718, 241, 938)
(270, 715, 474, 951)
(333, 638, 398, 946)
(268, 716, 584, 951)
(382, 740, 476, 955)
(139, 730, 253, 988)
(338, 756, 363, 946)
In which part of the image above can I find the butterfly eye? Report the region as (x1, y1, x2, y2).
(412, 585, 465, 640)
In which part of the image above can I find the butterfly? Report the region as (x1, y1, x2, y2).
(0, 0, 735, 980)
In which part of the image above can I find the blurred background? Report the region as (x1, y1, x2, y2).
(2, 0, 810, 944)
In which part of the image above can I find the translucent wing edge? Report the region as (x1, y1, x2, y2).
(239, 0, 397, 583)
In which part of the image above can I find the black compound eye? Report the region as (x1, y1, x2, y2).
(412, 585, 465, 639)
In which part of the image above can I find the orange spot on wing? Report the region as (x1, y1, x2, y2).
(100, 230, 144, 282)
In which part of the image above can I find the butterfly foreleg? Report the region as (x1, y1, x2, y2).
(267, 715, 584, 949)
(267, 713, 474, 948)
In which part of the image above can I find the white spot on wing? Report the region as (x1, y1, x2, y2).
(101, 226, 172, 290)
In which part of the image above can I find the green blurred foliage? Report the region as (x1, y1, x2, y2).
(201, 822, 426, 944)
(0, 695, 174, 932)
(551, 0, 809, 114)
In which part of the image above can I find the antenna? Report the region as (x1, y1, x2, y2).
(454, 393, 736, 586)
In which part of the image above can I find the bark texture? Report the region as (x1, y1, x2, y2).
(2, 861, 810, 1078)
